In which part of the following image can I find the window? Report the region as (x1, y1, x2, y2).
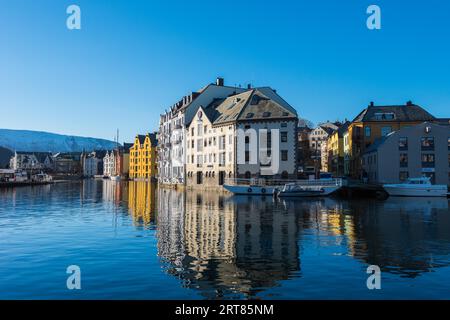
(281, 132, 288, 143)
(219, 136, 226, 150)
(421, 137, 435, 151)
(399, 137, 408, 150)
(245, 151, 250, 163)
(281, 150, 288, 161)
(262, 112, 271, 118)
(365, 126, 371, 137)
(219, 152, 226, 166)
(374, 112, 395, 120)
(191, 140, 194, 148)
(381, 126, 392, 137)
(245, 136, 250, 144)
(197, 124, 202, 136)
(246, 113, 254, 119)
(421, 154, 435, 168)
(191, 128, 194, 136)
(197, 139, 203, 152)
(400, 153, 408, 168)
(281, 122, 287, 127)
(448, 137, 450, 150)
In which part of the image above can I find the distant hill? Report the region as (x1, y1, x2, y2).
(0, 146, 13, 168)
(0, 129, 119, 153)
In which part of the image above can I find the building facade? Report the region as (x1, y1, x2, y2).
(129, 133, 158, 180)
(158, 78, 247, 186)
(103, 151, 116, 177)
(308, 122, 338, 171)
(345, 101, 436, 178)
(9, 152, 53, 171)
(362, 122, 450, 186)
(185, 88, 298, 188)
(327, 122, 350, 177)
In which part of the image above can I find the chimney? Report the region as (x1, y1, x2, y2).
(369, 101, 374, 107)
(216, 77, 224, 86)
(247, 83, 252, 89)
(406, 100, 413, 106)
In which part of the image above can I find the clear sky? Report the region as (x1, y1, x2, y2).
(1, 0, 449, 143)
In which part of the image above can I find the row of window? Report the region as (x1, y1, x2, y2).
(365, 126, 392, 137)
(398, 137, 450, 151)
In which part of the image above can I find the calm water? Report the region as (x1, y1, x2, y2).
(0, 180, 449, 300)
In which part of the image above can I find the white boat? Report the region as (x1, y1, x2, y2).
(276, 181, 342, 198)
(383, 177, 448, 197)
(110, 175, 121, 182)
(223, 178, 343, 196)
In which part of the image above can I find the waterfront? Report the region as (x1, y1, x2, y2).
(0, 180, 449, 299)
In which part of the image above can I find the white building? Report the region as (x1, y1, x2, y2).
(9, 152, 53, 171)
(81, 151, 102, 177)
(158, 78, 246, 185)
(308, 122, 338, 170)
(103, 151, 115, 177)
(185, 88, 298, 188)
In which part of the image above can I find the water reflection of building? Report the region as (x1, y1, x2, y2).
(348, 198, 450, 277)
(101, 179, 124, 205)
(157, 189, 301, 299)
(274, 197, 450, 278)
(127, 181, 156, 226)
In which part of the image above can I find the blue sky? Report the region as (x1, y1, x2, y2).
(1, 0, 449, 142)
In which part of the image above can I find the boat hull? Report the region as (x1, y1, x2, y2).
(223, 184, 276, 195)
(278, 186, 339, 197)
(383, 185, 448, 197)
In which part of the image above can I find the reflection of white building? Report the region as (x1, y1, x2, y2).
(157, 188, 186, 268)
(103, 151, 115, 177)
(157, 188, 301, 298)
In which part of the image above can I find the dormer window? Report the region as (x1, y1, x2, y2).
(246, 113, 254, 119)
(262, 112, 271, 118)
(374, 112, 395, 120)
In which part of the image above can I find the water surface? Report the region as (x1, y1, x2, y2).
(0, 180, 449, 299)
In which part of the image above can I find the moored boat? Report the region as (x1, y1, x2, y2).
(383, 177, 448, 197)
(223, 178, 343, 197)
(276, 183, 341, 198)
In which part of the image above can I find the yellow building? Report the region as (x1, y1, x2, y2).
(129, 133, 158, 180)
(327, 122, 350, 177)
(345, 101, 435, 178)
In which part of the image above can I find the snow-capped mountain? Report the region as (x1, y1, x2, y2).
(0, 129, 120, 153)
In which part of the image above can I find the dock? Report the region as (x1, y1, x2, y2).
(0, 181, 55, 188)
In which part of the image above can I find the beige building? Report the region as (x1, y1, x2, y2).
(185, 88, 298, 188)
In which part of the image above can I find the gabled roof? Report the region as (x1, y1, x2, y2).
(148, 133, 158, 147)
(123, 143, 134, 152)
(200, 89, 297, 126)
(137, 135, 146, 144)
(353, 102, 435, 123)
